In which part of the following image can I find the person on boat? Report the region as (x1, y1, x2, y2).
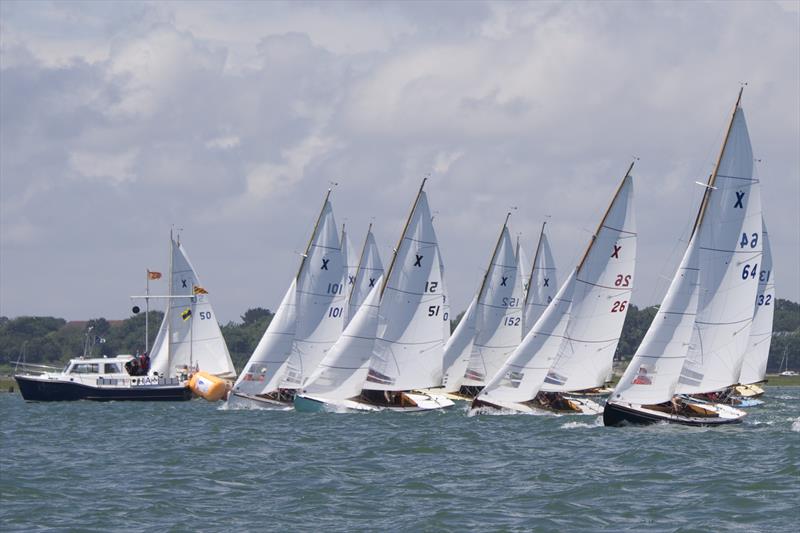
(125, 357, 140, 376)
(632, 367, 652, 385)
(139, 352, 150, 375)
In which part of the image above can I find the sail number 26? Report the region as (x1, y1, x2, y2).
(611, 301, 628, 313)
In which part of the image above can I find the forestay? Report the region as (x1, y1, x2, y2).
(302, 277, 383, 400)
(523, 223, 558, 336)
(365, 187, 447, 391)
(463, 221, 524, 386)
(149, 237, 236, 379)
(677, 105, 762, 394)
(611, 234, 700, 406)
(542, 172, 637, 392)
(477, 270, 576, 404)
(739, 219, 775, 385)
(281, 197, 346, 389)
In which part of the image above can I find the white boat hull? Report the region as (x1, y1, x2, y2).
(471, 395, 603, 415)
(294, 391, 454, 412)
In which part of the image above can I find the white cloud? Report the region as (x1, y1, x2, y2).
(69, 148, 139, 184)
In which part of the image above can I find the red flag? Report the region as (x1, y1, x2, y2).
(148, 271, 162, 280)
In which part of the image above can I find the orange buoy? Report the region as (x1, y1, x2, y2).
(189, 371, 229, 401)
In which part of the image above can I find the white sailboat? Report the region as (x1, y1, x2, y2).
(293, 225, 386, 412)
(148, 233, 236, 380)
(735, 219, 775, 397)
(472, 164, 636, 415)
(439, 295, 478, 394)
(227, 190, 345, 408)
(355, 179, 454, 410)
(604, 89, 760, 426)
(458, 215, 524, 398)
(523, 222, 558, 336)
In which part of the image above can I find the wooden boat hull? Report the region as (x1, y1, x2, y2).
(603, 401, 746, 427)
(15, 375, 192, 402)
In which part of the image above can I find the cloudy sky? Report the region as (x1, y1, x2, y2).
(1, 0, 798, 324)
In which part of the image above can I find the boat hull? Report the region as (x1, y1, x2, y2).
(293, 394, 381, 413)
(15, 375, 192, 402)
(470, 395, 603, 415)
(226, 391, 293, 410)
(603, 401, 746, 427)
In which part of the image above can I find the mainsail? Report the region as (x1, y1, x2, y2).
(739, 219, 775, 385)
(347, 225, 384, 325)
(280, 194, 346, 389)
(341, 224, 359, 328)
(463, 216, 524, 386)
(541, 168, 637, 392)
(149, 235, 236, 379)
(364, 181, 447, 391)
(676, 96, 763, 394)
(523, 222, 558, 336)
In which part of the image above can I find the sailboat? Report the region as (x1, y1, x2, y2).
(471, 163, 636, 415)
(454, 214, 524, 399)
(350, 178, 454, 410)
(227, 190, 345, 408)
(15, 232, 232, 401)
(604, 89, 760, 426)
(734, 219, 775, 399)
(523, 221, 558, 336)
(294, 226, 386, 412)
(147, 233, 237, 381)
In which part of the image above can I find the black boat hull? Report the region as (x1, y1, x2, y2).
(15, 376, 192, 402)
(603, 401, 743, 427)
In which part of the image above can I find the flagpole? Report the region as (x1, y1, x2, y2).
(145, 270, 150, 354)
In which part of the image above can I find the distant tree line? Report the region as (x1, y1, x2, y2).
(1, 299, 798, 374)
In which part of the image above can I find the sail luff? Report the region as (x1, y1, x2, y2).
(691, 88, 744, 238)
(525, 221, 547, 308)
(381, 178, 426, 298)
(297, 188, 333, 281)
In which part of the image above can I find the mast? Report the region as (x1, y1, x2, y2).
(524, 220, 547, 307)
(166, 229, 174, 373)
(575, 161, 635, 273)
(690, 87, 744, 237)
(348, 223, 373, 307)
(145, 269, 150, 353)
(297, 188, 333, 280)
(476, 212, 512, 303)
(381, 177, 427, 297)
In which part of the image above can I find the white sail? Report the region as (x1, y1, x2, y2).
(341, 225, 359, 328)
(478, 270, 577, 404)
(523, 223, 558, 336)
(348, 226, 384, 325)
(677, 104, 762, 394)
(228, 279, 297, 400)
(611, 235, 701, 405)
(463, 221, 524, 386)
(542, 172, 637, 392)
(739, 219, 775, 385)
(302, 276, 383, 400)
(149, 237, 236, 378)
(516, 236, 531, 300)
(440, 295, 478, 392)
(281, 196, 346, 388)
(364, 187, 447, 391)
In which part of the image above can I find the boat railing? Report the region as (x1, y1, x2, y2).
(13, 362, 62, 376)
(96, 376, 184, 387)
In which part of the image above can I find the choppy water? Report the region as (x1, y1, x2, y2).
(1, 389, 798, 532)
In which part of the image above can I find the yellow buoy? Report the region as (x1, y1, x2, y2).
(189, 371, 229, 402)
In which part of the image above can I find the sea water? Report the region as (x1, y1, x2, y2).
(1, 389, 798, 532)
